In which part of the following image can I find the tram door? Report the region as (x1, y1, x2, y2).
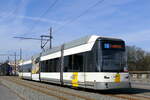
(31, 57, 40, 81)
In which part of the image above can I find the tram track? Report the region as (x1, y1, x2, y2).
(104, 89, 150, 100)
(1, 76, 150, 100)
(0, 82, 26, 100)
(126, 94, 150, 100)
(2, 76, 96, 100)
(107, 94, 150, 100)
(2, 77, 68, 100)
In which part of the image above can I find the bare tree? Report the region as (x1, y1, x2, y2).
(126, 46, 150, 71)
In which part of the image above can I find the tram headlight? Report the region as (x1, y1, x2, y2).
(124, 66, 128, 72)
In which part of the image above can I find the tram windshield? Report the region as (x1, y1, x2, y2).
(101, 40, 126, 72)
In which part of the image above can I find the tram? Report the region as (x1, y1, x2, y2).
(19, 35, 130, 90)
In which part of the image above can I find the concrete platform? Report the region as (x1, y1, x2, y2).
(0, 83, 22, 100)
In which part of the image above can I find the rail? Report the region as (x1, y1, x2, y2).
(0, 77, 150, 100)
(1, 77, 96, 100)
(1, 76, 150, 100)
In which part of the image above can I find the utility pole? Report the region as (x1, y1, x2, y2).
(14, 27, 53, 51)
(49, 27, 53, 49)
(60, 44, 64, 85)
(40, 27, 53, 50)
(8, 56, 9, 62)
(20, 48, 22, 60)
(14, 52, 17, 75)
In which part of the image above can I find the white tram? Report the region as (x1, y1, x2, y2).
(19, 35, 130, 90)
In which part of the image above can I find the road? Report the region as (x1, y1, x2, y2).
(0, 82, 22, 100)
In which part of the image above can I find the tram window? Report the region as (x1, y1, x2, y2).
(73, 54, 83, 72)
(41, 61, 45, 72)
(42, 60, 48, 72)
(41, 61, 47, 72)
(50, 58, 59, 72)
(85, 51, 97, 72)
(64, 53, 84, 72)
(22, 64, 32, 72)
(55, 58, 60, 72)
(41, 53, 84, 72)
(64, 55, 72, 72)
(46, 60, 49, 71)
(85, 42, 100, 72)
(41, 58, 60, 72)
(48, 60, 52, 72)
(64, 56, 69, 72)
(100, 40, 126, 72)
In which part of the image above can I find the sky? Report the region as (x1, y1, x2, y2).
(0, 0, 150, 61)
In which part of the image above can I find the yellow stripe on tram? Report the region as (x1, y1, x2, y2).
(115, 73, 121, 83)
(72, 72, 78, 87)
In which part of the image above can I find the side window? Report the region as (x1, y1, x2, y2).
(45, 60, 49, 72)
(64, 56, 69, 72)
(73, 54, 83, 72)
(41, 58, 60, 72)
(22, 64, 31, 72)
(85, 42, 99, 72)
(54, 58, 59, 72)
(64, 56, 72, 72)
(64, 53, 84, 72)
(56, 58, 60, 72)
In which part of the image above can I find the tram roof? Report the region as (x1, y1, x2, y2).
(21, 35, 123, 63)
(41, 35, 90, 56)
(38, 35, 123, 57)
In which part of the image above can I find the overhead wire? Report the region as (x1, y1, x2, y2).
(55, 0, 105, 33)
(22, 0, 59, 36)
(0, 0, 23, 22)
(40, 0, 59, 18)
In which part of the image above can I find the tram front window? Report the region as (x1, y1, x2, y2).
(100, 40, 126, 72)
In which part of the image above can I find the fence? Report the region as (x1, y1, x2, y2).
(129, 71, 150, 80)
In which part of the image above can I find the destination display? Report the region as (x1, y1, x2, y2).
(101, 40, 125, 50)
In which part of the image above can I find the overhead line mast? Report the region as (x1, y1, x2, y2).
(14, 27, 53, 51)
